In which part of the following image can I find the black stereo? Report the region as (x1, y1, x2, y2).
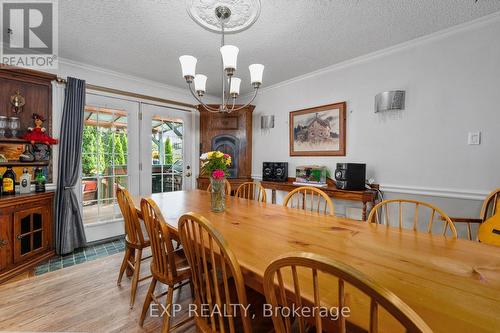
(335, 163, 366, 190)
(263, 162, 288, 182)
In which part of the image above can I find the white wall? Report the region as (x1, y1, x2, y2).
(251, 14, 500, 224)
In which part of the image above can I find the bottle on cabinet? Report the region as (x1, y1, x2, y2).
(35, 168, 46, 193)
(2, 166, 16, 195)
(19, 168, 32, 194)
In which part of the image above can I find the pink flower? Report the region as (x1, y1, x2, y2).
(212, 169, 225, 179)
(223, 154, 230, 158)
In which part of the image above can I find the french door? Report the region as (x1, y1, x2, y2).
(139, 103, 194, 196)
(81, 94, 140, 242)
(81, 96, 194, 242)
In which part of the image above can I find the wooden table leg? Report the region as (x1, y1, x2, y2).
(272, 189, 277, 204)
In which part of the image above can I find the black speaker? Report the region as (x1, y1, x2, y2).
(263, 162, 288, 182)
(335, 163, 366, 190)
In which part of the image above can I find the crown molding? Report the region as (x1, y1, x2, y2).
(57, 57, 219, 100)
(257, 10, 500, 95)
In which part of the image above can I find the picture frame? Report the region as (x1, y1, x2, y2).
(289, 102, 346, 156)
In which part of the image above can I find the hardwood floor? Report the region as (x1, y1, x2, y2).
(0, 253, 196, 332)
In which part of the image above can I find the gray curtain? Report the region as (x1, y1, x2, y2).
(55, 77, 87, 255)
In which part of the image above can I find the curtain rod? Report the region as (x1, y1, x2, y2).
(56, 77, 196, 109)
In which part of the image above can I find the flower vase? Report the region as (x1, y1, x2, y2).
(210, 177, 225, 212)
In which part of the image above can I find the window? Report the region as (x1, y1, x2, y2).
(151, 116, 184, 193)
(81, 106, 128, 224)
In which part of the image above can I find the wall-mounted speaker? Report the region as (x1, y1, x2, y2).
(263, 162, 288, 182)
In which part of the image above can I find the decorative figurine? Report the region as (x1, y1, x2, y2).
(10, 90, 25, 114)
(22, 113, 58, 145)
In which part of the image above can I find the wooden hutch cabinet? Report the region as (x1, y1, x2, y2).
(0, 192, 55, 282)
(196, 105, 254, 193)
(0, 67, 57, 283)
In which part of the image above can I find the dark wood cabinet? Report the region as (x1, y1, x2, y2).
(0, 192, 54, 283)
(197, 105, 254, 191)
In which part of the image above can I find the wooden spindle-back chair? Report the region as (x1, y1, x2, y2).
(367, 199, 457, 239)
(263, 252, 433, 333)
(235, 181, 267, 202)
(283, 186, 334, 216)
(445, 188, 500, 241)
(139, 198, 192, 333)
(178, 212, 252, 333)
(116, 186, 151, 308)
(206, 179, 232, 196)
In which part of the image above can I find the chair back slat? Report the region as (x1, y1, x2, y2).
(480, 189, 500, 221)
(368, 199, 457, 239)
(235, 182, 267, 202)
(283, 187, 334, 216)
(140, 198, 177, 282)
(263, 252, 433, 333)
(178, 213, 252, 333)
(117, 186, 146, 246)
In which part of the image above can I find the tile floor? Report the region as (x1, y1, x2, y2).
(34, 238, 125, 276)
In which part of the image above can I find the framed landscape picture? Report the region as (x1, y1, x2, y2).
(289, 102, 346, 156)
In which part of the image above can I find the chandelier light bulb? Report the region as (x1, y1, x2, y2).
(229, 77, 242, 96)
(194, 74, 207, 95)
(220, 45, 239, 73)
(249, 64, 264, 86)
(179, 55, 197, 81)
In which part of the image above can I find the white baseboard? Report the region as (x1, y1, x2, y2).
(252, 174, 488, 201)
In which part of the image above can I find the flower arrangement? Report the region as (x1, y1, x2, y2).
(200, 151, 232, 179)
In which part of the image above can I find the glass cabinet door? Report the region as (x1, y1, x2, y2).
(13, 206, 49, 264)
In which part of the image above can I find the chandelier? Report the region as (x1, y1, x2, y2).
(179, 1, 264, 113)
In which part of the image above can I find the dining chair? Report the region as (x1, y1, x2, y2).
(283, 186, 334, 216)
(139, 198, 193, 333)
(443, 188, 500, 241)
(263, 252, 433, 333)
(367, 199, 457, 239)
(235, 181, 267, 202)
(178, 212, 252, 333)
(206, 179, 232, 196)
(116, 186, 152, 308)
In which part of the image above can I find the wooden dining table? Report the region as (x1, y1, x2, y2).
(133, 190, 500, 333)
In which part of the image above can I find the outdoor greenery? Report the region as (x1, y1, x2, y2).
(82, 126, 128, 176)
(164, 137, 173, 165)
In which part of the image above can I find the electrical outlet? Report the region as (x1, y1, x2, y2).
(468, 131, 481, 145)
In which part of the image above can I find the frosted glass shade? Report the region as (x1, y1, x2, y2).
(179, 55, 197, 78)
(220, 45, 239, 70)
(194, 74, 207, 93)
(249, 64, 264, 84)
(230, 77, 241, 95)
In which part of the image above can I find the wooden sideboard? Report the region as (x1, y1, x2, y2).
(261, 178, 379, 220)
(0, 191, 55, 283)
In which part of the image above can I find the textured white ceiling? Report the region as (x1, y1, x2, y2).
(59, 0, 500, 94)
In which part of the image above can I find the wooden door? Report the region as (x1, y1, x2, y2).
(13, 206, 49, 264)
(0, 214, 13, 271)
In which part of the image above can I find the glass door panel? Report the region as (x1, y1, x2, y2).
(140, 103, 193, 196)
(82, 94, 139, 242)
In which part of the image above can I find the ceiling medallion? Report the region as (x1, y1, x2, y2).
(186, 0, 261, 34)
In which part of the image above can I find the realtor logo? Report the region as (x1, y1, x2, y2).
(1, 0, 58, 69)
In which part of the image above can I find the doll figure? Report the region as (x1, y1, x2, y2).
(22, 113, 58, 145)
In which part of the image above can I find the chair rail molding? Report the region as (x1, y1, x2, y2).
(252, 174, 489, 201)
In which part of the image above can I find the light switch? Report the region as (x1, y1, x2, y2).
(468, 131, 481, 145)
